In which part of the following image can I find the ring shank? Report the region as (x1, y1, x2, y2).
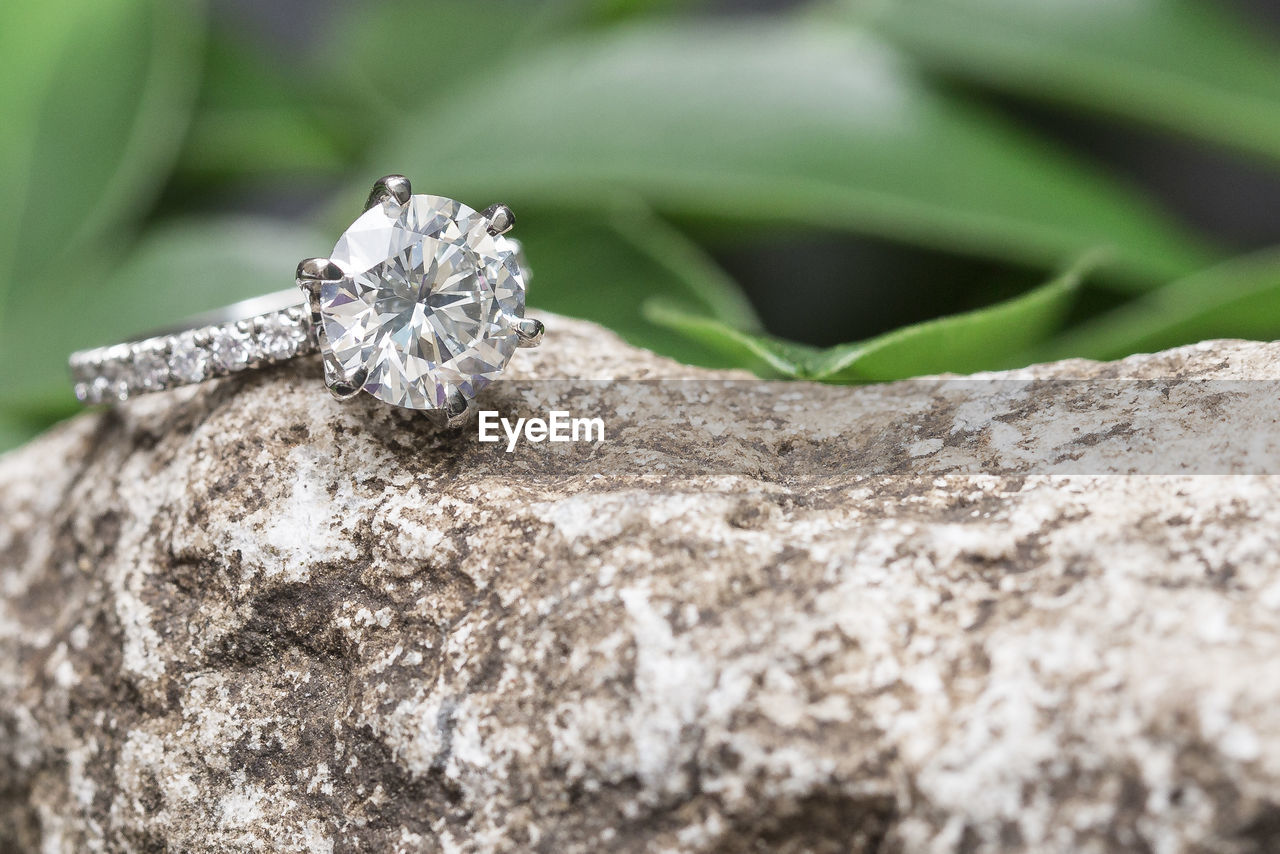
(69, 289, 318, 405)
(140, 289, 307, 338)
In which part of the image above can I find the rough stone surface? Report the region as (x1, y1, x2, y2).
(3, 312, 1280, 853)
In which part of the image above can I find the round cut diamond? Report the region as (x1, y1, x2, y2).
(209, 330, 252, 373)
(170, 334, 209, 384)
(259, 316, 303, 362)
(321, 195, 525, 410)
(133, 344, 170, 390)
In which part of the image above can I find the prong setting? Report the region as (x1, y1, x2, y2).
(297, 257, 367, 402)
(515, 317, 545, 348)
(324, 360, 367, 401)
(296, 257, 345, 348)
(365, 174, 412, 210)
(426, 388, 477, 429)
(296, 257, 344, 287)
(312, 183, 539, 413)
(482, 203, 515, 236)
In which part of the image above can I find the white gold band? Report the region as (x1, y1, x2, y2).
(68, 290, 317, 405)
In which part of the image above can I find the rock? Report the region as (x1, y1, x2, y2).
(2, 312, 1280, 853)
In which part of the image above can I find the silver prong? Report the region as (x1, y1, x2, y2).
(325, 362, 367, 401)
(515, 317, 544, 348)
(365, 174, 412, 210)
(482, 203, 515, 236)
(427, 388, 476, 429)
(296, 258, 345, 348)
(296, 257, 344, 287)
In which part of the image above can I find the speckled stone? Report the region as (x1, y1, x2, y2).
(2, 314, 1280, 853)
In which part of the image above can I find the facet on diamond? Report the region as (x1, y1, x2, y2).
(320, 194, 526, 411)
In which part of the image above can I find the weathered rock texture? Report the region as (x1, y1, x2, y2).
(3, 312, 1280, 853)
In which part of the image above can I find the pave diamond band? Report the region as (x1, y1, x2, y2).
(68, 176, 542, 425)
(69, 291, 315, 405)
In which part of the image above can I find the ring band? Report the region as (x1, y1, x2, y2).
(68, 175, 542, 427)
(70, 290, 315, 405)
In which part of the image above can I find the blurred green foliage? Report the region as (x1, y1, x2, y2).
(645, 254, 1094, 380)
(1, 0, 1279, 451)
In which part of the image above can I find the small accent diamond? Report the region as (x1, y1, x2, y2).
(99, 347, 133, 401)
(171, 334, 210, 384)
(209, 329, 252, 373)
(260, 316, 302, 361)
(133, 344, 170, 390)
(89, 376, 113, 404)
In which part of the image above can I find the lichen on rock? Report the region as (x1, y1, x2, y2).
(2, 314, 1280, 852)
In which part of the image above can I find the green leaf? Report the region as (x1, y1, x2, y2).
(319, 1, 560, 126)
(0, 5, 88, 302)
(519, 203, 762, 368)
(320, 0, 705, 127)
(0, 219, 330, 415)
(641, 301, 810, 378)
(646, 256, 1091, 381)
(176, 29, 350, 181)
(371, 22, 1212, 288)
(0, 0, 205, 308)
(1033, 248, 1280, 363)
(846, 0, 1280, 166)
(560, 0, 710, 25)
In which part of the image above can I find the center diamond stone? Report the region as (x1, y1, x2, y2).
(320, 194, 525, 410)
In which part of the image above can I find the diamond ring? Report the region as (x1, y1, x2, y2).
(68, 175, 544, 427)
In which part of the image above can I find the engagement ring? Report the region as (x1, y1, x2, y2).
(68, 175, 543, 427)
